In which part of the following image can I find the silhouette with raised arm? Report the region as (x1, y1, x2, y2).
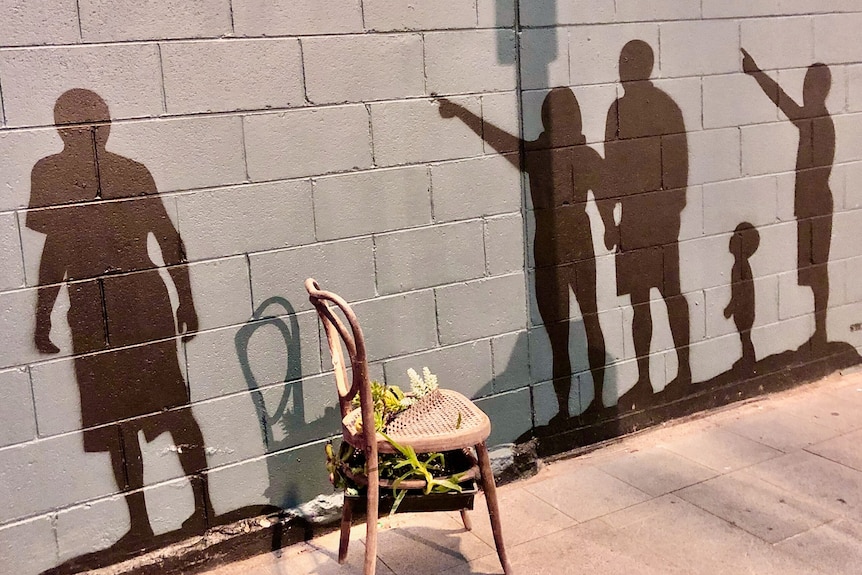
(29, 89, 213, 550)
(725, 222, 760, 374)
(437, 89, 607, 419)
(742, 49, 834, 350)
(596, 40, 692, 406)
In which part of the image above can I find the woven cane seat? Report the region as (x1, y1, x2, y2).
(342, 389, 491, 454)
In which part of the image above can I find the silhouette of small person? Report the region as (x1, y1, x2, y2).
(724, 223, 760, 373)
(437, 89, 607, 418)
(597, 40, 692, 401)
(742, 49, 834, 350)
(29, 89, 213, 547)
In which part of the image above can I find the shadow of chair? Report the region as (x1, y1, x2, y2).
(305, 279, 512, 575)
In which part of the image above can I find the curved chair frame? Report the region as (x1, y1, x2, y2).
(306, 279, 512, 575)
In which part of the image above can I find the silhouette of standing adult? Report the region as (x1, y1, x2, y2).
(29, 89, 213, 548)
(437, 89, 607, 418)
(742, 49, 834, 350)
(597, 40, 692, 404)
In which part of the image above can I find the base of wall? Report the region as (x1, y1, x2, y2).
(528, 340, 862, 459)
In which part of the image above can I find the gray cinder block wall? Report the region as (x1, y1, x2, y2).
(1, 1, 862, 573)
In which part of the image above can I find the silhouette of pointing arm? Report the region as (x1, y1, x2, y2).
(742, 48, 804, 121)
(436, 97, 521, 168)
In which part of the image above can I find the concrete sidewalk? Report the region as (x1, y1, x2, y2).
(207, 370, 862, 575)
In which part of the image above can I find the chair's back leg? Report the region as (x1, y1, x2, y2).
(476, 441, 513, 575)
(460, 508, 472, 531)
(338, 498, 353, 564)
(364, 470, 379, 575)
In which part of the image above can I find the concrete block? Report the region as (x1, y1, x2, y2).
(245, 106, 372, 181)
(303, 34, 425, 104)
(0, 432, 117, 523)
(741, 17, 815, 72)
(253, 373, 340, 451)
(849, 66, 862, 113)
(313, 166, 432, 241)
(704, 274, 780, 338)
(751, 313, 813, 360)
(526, 252, 623, 318)
(570, 24, 659, 87)
(680, 233, 734, 292)
(834, 114, 862, 164)
(616, 0, 700, 22)
(351, 290, 439, 361)
(827, 301, 862, 350)
(521, 0, 614, 26)
(191, 393, 268, 469)
(383, 339, 494, 399)
(702, 175, 778, 235)
(29, 355, 80, 437)
(187, 257, 252, 332)
(375, 221, 485, 294)
(485, 214, 526, 276)
(369, 96, 483, 166)
(679, 185, 704, 241)
(841, 163, 862, 210)
(435, 274, 526, 345)
(521, 83, 618, 144)
(750, 222, 799, 277)
(162, 39, 305, 115)
(659, 20, 739, 78)
(528, 307, 626, 384)
(519, 28, 569, 90)
(78, 0, 231, 42)
(478, 0, 515, 28)
(186, 309, 321, 401)
(831, 209, 862, 262)
(683, 127, 742, 185)
(480, 91, 520, 154)
(106, 116, 246, 193)
(689, 333, 741, 384)
(0, 213, 24, 291)
(208, 439, 333, 511)
(431, 154, 521, 222)
(653, 76, 703, 133)
(0, 368, 36, 448)
(0, 516, 57, 575)
(845, 256, 862, 304)
(815, 14, 862, 64)
(703, 0, 859, 18)
(364, 0, 476, 31)
(249, 238, 375, 312)
(0, 0, 79, 47)
(55, 494, 132, 561)
(232, 0, 363, 36)
(0, 287, 72, 370)
(491, 331, 530, 393)
(474, 388, 532, 446)
(741, 122, 798, 178)
(778, 269, 817, 320)
(0, 128, 62, 212)
(177, 181, 315, 261)
(425, 30, 517, 95)
(0, 44, 163, 128)
(703, 73, 780, 129)
(620, 291, 705, 359)
(777, 66, 847, 118)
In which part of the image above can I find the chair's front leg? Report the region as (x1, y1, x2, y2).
(364, 463, 379, 575)
(460, 508, 472, 531)
(477, 441, 512, 575)
(338, 497, 353, 564)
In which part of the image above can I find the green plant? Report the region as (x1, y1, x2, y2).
(352, 380, 410, 432)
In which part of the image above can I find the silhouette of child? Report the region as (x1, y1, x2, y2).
(724, 223, 759, 372)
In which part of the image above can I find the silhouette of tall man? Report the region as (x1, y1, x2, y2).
(597, 40, 692, 402)
(437, 89, 607, 418)
(30, 89, 213, 547)
(742, 49, 834, 350)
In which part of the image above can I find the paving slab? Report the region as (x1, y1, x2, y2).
(660, 426, 783, 472)
(774, 519, 862, 574)
(716, 404, 840, 452)
(805, 429, 862, 472)
(596, 446, 718, 496)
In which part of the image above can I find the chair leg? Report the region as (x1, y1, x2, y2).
(459, 508, 472, 531)
(476, 442, 512, 575)
(364, 471, 379, 575)
(338, 497, 353, 564)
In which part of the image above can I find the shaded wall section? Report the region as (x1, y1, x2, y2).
(2, 1, 862, 573)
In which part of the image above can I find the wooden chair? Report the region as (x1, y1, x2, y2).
(305, 279, 512, 575)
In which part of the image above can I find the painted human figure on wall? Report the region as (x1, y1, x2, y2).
(596, 40, 692, 404)
(742, 49, 835, 350)
(436, 89, 607, 419)
(725, 222, 760, 373)
(29, 89, 213, 548)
